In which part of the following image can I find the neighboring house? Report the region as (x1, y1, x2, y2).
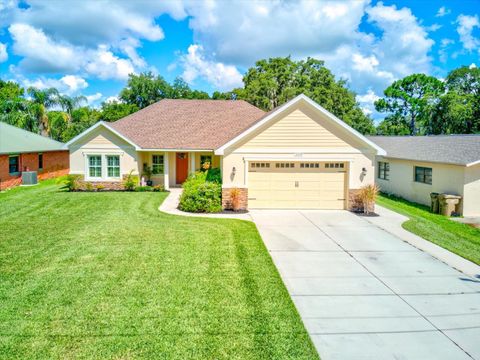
(0, 122, 69, 190)
(368, 135, 480, 217)
(66, 94, 385, 210)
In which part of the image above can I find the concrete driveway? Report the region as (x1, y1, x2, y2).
(250, 210, 480, 360)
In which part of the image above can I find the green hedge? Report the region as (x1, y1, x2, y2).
(178, 170, 222, 213)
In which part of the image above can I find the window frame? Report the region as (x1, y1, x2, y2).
(378, 161, 390, 180)
(87, 155, 102, 179)
(152, 154, 164, 175)
(106, 155, 120, 179)
(8, 155, 20, 175)
(414, 166, 432, 185)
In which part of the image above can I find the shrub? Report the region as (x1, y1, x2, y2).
(123, 170, 138, 191)
(61, 174, 82, 191)
(358, 184, 380, 214)
(135, 186, 153, 192)
(205, 167, 222, 183)
(179, 171, 222, 213)
(95, 184, 105, 191)
(85, 182, 94, 191)
(229, 187, 242, 211)
(153, 184, 165, 192)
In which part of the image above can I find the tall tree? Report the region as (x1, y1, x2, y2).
(374, 74, 444, 135)
(0, 80, 36, 131)
(100, 100, 138, 122)
(27, 87, 61, 136)
(235, 57, 375, 134)
(119, 72, 173, 109)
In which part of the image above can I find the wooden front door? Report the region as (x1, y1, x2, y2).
(176, 152, 189, 184)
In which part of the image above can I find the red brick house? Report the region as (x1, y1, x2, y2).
(0, 122, 69, 190)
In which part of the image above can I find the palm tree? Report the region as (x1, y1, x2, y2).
(58, 94, 87, 119)
(27, 87, 60, 136)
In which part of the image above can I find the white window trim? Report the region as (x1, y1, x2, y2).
(151, 153, 165, 176)
(84, 153, 122, 182)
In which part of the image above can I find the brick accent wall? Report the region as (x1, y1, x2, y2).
(222, 188, 248, 210)
(348, 189, 375, 213)
(0, 151, 69, 190)
(77, 180, 125, 191)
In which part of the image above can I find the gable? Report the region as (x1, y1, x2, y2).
(237, 104, 364, 150)
(69, 126, 135, 150)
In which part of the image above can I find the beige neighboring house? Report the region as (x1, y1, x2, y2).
(368, 135, 480, 217)
(66, 94, 385, 210)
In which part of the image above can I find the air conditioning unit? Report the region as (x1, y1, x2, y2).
(22, 171, 38, 186)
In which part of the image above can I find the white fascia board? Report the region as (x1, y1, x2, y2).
(466, 160, 480, 167)
(64, 121, 140, 150)
(214, 94, 386, 156)
(137, 148, 213, 152)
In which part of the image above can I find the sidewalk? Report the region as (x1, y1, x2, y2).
(159, 188, 253, 221)
(365, 205, 480, 277)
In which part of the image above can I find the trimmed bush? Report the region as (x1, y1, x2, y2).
(123, 171, 139, 191)
(60, 174, 82, 191)
(205, 167, 222, 183)
(179, 171, 222, 213)
(135, 186, 153, 192)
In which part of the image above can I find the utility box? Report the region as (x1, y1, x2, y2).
(21, 171, 38, 186)
(430, 192, 440, 213)
(438, 194, 462, 217)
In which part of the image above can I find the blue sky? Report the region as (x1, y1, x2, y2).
(0, 0, 479, 119)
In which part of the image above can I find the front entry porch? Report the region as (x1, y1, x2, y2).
(138, 150, 221, 189)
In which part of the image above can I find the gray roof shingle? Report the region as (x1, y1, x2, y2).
(368, 135, 480, 166)
(0, 122, 66, 155)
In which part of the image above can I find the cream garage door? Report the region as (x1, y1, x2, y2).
(248, 161, 347, 209)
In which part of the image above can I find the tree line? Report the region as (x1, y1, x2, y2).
(1, 56, 478, 143)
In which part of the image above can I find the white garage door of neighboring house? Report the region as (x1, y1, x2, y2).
(248, 161, 347, 209)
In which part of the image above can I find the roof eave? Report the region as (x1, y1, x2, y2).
(215, 94, 386, 156)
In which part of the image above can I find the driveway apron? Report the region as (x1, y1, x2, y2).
(250, 210, 480, 360)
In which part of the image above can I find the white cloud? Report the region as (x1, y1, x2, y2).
(356, 89, 380, 116)
(181, 44, 243, 91)
(20, 75, 88, 95)
(0, 42, 7, 62)
(86, 92, 103, 104)
(470, 63, 477, 69)
(439, 38, 454, 63)
(60, 75, 88, 93)
(85, 45, 135, 80)
(186, 0, 369, 66)
(105, 96, 121, 103)
(9, 23, 82, 72)
(457, 14, 480, 52)
(436, 6, 451, 17)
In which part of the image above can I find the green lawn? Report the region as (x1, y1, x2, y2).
(377, 193, 480, 265)
(0, 181, 318, 359)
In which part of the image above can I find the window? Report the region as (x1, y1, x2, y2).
(415, 166, 432, 184)
(325, 163, 344, 169)
(200, 155, 212, 168)
(88, 155, 102, 178)
(300, 163, 320, 168)
(152, 155, 164, 175)
(275, 163, 295, 168)
(107, 155, 120, 178)
(9, 155, 19, 174)
(38, 153, 43, 170)
(378, 161, 389, 180)
(251, 162, 270, 169)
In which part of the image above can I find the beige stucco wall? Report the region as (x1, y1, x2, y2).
(221, 102, 376, 190)
(375, 157, 467, 212)
(463, 164, 480, 216)
(69, 126, 139, 181)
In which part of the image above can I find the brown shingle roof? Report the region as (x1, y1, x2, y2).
(109, 99, 266, 149)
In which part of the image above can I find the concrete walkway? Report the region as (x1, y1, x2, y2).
(159, 188, 252, 221)
(250, 209, 480, 360)
(367, 205, 480, 277)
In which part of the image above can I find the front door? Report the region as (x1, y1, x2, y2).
(176, 152, 189, 184)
